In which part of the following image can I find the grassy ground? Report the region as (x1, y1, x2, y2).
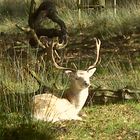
(56, 103, 140, 140)
(0, 103, 140, 140)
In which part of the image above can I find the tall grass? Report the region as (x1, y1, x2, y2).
(0, 0, 28, 17)
(1, 1, 140, 39)
(0, 51, 140, 113)
(60, 3, 140, 39)
(93, 57, 140, 90)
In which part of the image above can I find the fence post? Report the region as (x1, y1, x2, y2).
(114, 0, 117, 15)
(78, 0, 81, 20)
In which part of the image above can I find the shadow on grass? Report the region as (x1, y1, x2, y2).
(0, 113, 56, 140)
(0, 123, 55, 140)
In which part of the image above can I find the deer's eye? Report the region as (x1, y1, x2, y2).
(75, 77, 79, 80)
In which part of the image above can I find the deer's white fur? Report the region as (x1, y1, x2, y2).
(32, 68, 96, 122)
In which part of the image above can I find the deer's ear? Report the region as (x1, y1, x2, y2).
(87, 68, 96, 77)
(65, 70, 73, 76)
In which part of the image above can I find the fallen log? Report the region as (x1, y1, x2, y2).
(85, 86, 140, 105)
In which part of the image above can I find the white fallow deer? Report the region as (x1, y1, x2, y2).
(32, 38, 101, 122)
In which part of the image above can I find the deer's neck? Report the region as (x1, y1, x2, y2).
(65, 85, 89, 113)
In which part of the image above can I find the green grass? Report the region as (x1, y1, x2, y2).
(93, 59, 140, 90)
(62, 5, 140, 39)
(63, 103, 140, 140)
(1, 103, 139, 140)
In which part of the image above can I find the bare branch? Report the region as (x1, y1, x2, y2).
(16, 24, 31, 32)
(16, 24, 46, 49)
(28, 0, 36, 27)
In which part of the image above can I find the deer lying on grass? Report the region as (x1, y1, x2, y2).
(32, 39, 101, 122)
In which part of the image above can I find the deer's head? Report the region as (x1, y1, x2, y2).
(64, 69, 96, 90)
(50, 38, 101, 90)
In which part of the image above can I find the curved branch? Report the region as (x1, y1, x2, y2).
(16, 24, 46, 49)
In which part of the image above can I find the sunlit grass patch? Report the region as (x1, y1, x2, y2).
(92, 56, 140, 90)
(0, 17, 27, 33)
(52, 103, 140, 140)
(0, 2, 140, 39)
(85, 104, 140, 139)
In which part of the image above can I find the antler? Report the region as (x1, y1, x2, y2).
(53, 37, 68, 50)
(50, 41, 76, 71)
(87, 38, 101, 71)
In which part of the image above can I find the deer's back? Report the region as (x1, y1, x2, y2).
(32, 93, 78, 122)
